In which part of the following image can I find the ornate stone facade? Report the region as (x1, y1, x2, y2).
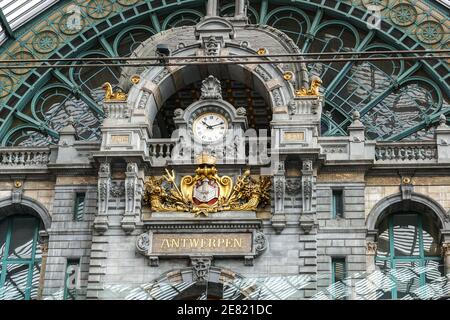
(0, 0, 448, 301)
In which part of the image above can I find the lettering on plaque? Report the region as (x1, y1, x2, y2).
(111, 135, 130, 144)
(151, 233, 252, 254)
(283, 132, 305, 142)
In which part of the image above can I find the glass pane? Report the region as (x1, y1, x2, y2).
(0, 263, 30, 300)
(8, 217, 37, 260)
(392, 215, 420, 257)
(29, 263, 42, 300)
(393, 260, 421, 299)
(372, 260, 394, 299)
(422, 215, 441, 256)
(74, 193, 85, 221)
(0, 218, 8, 259)
(377, 218, 390, 257)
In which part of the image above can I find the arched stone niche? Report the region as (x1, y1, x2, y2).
(0, 195, 52, 230)
(366, 192, 448, 233)
(126, 45, 298, 136)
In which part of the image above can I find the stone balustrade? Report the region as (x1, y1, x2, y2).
(103, 102, 130, 119)
(375, 141, 437, 163)
(0, 148, 51, 167)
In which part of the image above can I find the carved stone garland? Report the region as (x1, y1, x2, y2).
(94, 162, 111, 234)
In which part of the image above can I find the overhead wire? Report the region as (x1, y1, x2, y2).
(0, 55, 449, 70)
(0, 49, 448, 69)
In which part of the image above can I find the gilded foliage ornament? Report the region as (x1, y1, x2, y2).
(143, 155, 271, 216)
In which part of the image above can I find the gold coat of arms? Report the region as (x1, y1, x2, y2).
(143, 154, 271, 216)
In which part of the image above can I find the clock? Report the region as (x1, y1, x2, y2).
(192, 112, 229, 143)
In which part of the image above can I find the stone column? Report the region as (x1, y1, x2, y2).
(298, 159, 317, 298)
(435, 114, 450, 163)
(271, 161, 286, 233)
(206, 0, 218, 17)
(348, 111, 366, 160)
(234, 0, 246, 17)
(442, 242, 450, 275)
(93, 162, 110, 234)
(121, 162, 144, 234)
(37, 230, 49, 300)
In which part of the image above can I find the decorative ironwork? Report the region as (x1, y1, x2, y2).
(0, 0, 448, 145)
(390, 3, 417, 27)
(32, 30, 59, 53)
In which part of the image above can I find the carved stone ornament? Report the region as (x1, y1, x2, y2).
(204, 36, 221, 56)
(302, 160, 313, 171)
(285, 179, 301, 195)
(191, 257, 212, 282)
(254, 231, 267, 255)
(110, 181, 125, 197)
(367, 242, 377, 255)
(400, 176, 414, 200)
(442, 243, 450, 257)
(143, 154, 271, 216)
(200, 75, 222, 100)
(136, 232, 150, 255)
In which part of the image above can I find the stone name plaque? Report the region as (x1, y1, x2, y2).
(283, 131, 305, 141)
(110, 135, 130, 144)
(151, 232, 252, 254)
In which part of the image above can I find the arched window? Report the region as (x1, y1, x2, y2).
(0, 215, 43, 300)
(375, 213, 443, 299)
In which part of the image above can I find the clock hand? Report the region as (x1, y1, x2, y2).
(209, 122, 224, 128)
(201, 120, 213, 129)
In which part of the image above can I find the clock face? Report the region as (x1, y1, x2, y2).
(193, 112, 228, 143)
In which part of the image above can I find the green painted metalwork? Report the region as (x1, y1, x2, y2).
(0, 216, 42, 300)
(0, 0, 448, 145)
(73, 193, 85, 221)
(375, 213, 442, 299)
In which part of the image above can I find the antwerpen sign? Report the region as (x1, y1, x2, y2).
(135, 229, 267, 266)
(152, 233, 252, 254)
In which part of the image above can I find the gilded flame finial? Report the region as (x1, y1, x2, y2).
(295, 78, 322, 97)
(102, 82, 127, 101)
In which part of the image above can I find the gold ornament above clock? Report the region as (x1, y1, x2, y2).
(143, 154, 271, 216)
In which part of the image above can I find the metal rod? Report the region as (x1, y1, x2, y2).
(0, 49, 449, 64)
(1, 55, 449, 70)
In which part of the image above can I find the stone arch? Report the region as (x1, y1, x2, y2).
(128, 45, 297, 133)
(366, 192, 448, 233)
(142, 265, 250, 300)
(0, 195, 51, 230)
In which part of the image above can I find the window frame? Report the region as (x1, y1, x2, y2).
(73, 192, 86, 222)
(0, 215, 42, 300)
(331, 188, 344, 219)
(375, 213, 442, 299)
